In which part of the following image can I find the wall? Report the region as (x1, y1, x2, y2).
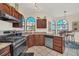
(67, 14, 79, 43)
(0, 20, 12, 31)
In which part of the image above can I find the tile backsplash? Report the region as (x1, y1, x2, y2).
(0, 20, 12, 31)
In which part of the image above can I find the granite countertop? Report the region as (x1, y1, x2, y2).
(0, 43, 11, 50)
(23, 32, 63, 37)
(44, 34, 63, 37)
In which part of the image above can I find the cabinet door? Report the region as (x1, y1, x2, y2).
(27, 35, 34, 48)
(0, 3, 10, 14)
(53, 36, 64, 53)
(39, 35, 45, 45)
(34, 35, 45, 46)
(13, 23, 20, 28)
(34, 35, 40, 46)
(45, 37, 53, 49)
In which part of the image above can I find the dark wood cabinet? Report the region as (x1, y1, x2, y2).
(34, 35, 39, 46)
(39, 35, 45, 45)
(34, 35, 45, 46)
(13, 22, 22, 28)
(27, 35, 34, 48)
(53, 36, 64, 53)
(27, 35, 45, 48)
(13, 23, 19, 28)
(13, 8, 22, 20)
(0, 3, 11, 15)
(26, 34, 64, 54)
(37, 19, 47, 28)
(0, 3, 23, 20)
(0, 3, 23, 28)
(0, 45, 11, 56)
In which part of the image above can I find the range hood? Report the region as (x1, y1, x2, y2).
(0, 10, 20, 23)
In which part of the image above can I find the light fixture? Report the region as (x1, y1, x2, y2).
(33, 3, 40, 12)
(64, 11, 67, 20)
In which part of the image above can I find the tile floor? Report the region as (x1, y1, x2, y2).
(26, 46, 79, 56)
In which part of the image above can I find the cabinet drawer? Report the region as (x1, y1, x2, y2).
(53, 42, 62, 47)
(0, 46, 10, 56)
(54, 40, 62, 44)
(53, 46, 62, 53)
(54, 36, 62, 40)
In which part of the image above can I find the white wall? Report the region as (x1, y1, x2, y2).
(0, 20, 12, 31)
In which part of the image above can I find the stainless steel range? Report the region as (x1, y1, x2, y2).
(0, 30, 26, 56)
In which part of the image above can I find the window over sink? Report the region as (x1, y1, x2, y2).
(26, 17, 36, 32)
(49, 19, 68, 34)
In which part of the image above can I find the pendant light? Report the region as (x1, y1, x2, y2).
(64, 11, 67, 20)
(33, 3, 41, 13)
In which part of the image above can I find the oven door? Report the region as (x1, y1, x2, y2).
(13, 39, 26, 56)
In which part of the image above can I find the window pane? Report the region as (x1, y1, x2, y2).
(26, 17, 36, 31)
(50, 20, 56, 31)
(57, 19, 68, 30)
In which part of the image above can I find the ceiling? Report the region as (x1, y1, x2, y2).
(19, 3, 79, 17)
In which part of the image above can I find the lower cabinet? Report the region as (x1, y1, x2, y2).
(53, 36, 64, 53)
(45, 37, 53, 49)
(27, 35, 34, 48)
(34, 35, 39, 46)
(26, 35, 64, 53)
(34, 35, 45, 46)
(0, 45, 11, 56)
(27, 35, 45, 47)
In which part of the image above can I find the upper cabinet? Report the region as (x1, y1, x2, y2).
(37, 18, 47, 28)
(0, 3, 23, 21)
(0, 3, 24, 28)
(0, 3, 10, 15)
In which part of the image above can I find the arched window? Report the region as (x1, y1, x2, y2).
(57, 19, 68, 31)
(49, 19, 68, 34)
(26, 17, 36, 31)
(50, 20, 56, 31)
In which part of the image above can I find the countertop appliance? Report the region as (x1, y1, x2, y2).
(0, 30, 27, 56)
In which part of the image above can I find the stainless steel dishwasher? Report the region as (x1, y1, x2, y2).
(45, 35, 53, 49)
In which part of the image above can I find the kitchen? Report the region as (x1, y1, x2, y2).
(0, 3, 79, 56)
